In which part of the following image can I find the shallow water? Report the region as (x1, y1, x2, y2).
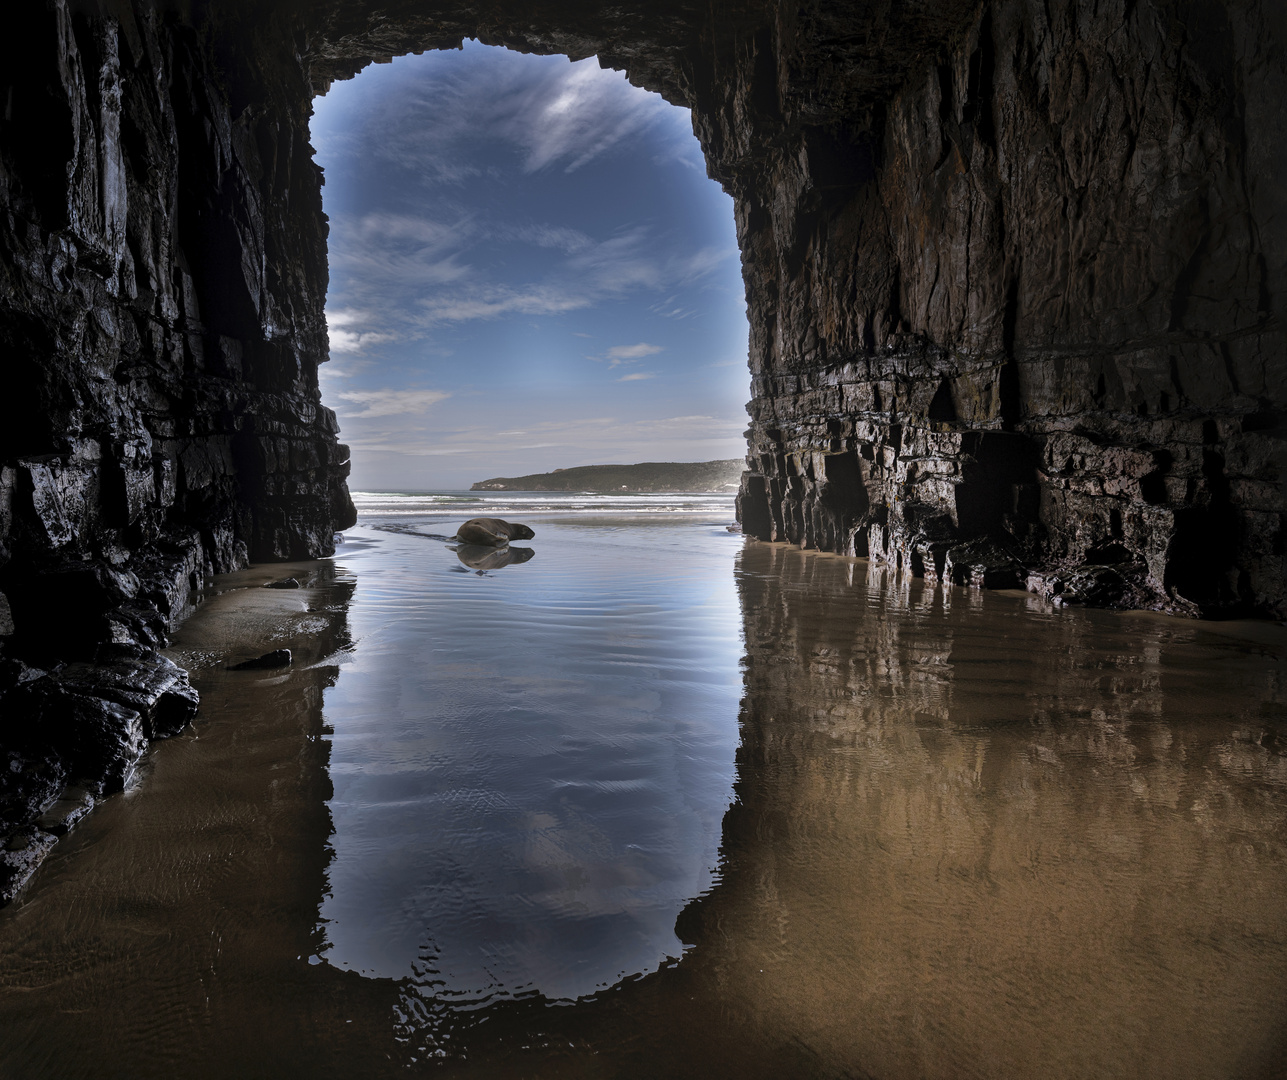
(1, 508, 1285, 1079)
(319, 515, 743, 1004)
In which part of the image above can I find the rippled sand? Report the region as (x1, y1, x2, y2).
(0, 523, 1283, 1079)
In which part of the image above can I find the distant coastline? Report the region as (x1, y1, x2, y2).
(470, 460, 745, 493)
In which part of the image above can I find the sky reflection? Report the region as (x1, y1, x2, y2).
(316, 514, 744, 1002)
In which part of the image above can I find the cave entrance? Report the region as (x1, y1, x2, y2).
(309, 42, 751, 494)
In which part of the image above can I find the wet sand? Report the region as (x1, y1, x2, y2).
(0, 530, 1284, 1078)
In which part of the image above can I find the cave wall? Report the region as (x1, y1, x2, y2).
(723, 0, 1287, 617)
(0, 0, 354, 663)
(0, 0, 354, 882)
(0, 0, 1284, 890)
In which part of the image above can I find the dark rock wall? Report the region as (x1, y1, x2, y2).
(0, 0, 354, 663)
(0, 0, 354, 882)
(722, 1, 1286, 616)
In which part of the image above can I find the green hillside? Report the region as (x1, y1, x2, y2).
(470, 459, 744, 492)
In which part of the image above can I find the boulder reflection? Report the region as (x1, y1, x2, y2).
(452, 543, 535, 571)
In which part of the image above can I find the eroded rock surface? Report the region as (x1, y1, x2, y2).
(0, 0, 1283, 889)
(725, 2, 1286, 618)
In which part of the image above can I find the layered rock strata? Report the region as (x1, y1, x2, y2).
(727, 1, 1286, 618)
(0, 0, 1283, 894)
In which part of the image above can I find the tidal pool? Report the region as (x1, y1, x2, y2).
(0, 511, 1284, 1079)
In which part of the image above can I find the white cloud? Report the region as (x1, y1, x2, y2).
(326, 309, 361, 329)
(329, 327, 395, 354)
(618, 372, 655, 382)
(327, 213, 475, 295)
(334, 388, 451, 418)
(339, 407, 751, 487)
(324, 311, 395, 356)
(650, 296, 698, 320)
(675, 246, 733, 282)
(505, 223, 593, 253)
(513, 61, 672, 174)
(351, 47, 682, 181)
(587, 342, 665, 369)
(419, 285, 592, 325)
(605, 343, 663, 361)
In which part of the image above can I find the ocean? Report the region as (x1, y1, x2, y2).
(349, 488, 740, 517)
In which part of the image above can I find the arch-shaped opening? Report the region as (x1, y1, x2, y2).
(310, 43, 751, 492)
(298, 42, 753, 1003)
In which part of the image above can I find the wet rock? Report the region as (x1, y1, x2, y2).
(265, 577, 301, 589)
(53, 695, 147, 792)
(35, 785, 95, 836)
(5, 678, 147, 792)
(229, 649, 292, 671)
(0, 750, 66, 837)
(1030, 564, 1163, 612)
(0, 826, 58, 906)
(943, 541, 1025, 591)
(57, 647, 200, 739)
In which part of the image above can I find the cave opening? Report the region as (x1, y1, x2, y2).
(308, 42, 752, 494)
(0, 4, 1286, 1075)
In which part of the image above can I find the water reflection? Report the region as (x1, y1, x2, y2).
(316, 520, 743, 1011)
(0, 534, 1284, 1079)
(452, 543, 535, 571)
(664, 542, 1287, 1079)
(0, 562, 408, 1078)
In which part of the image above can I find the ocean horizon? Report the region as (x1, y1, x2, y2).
(349, 489, 740, 519)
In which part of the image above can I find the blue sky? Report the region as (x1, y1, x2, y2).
(309, 43, 751, 491)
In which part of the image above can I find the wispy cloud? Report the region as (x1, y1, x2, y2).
(606, 343, 663, 361)
(513, 61, 671, 173)
(504, 223, 594, 253)
(650, 296, 698, 320)
(419, 285, 592, 325)
(325, 309, 396, 355)
(333, 388, 451, 418)
(353, 49, 683, 180)
(617, 372, 656, 382)
(591, 342, 665, 369)
(330, 220, 723, 336)
(344, 412, 746, 459)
